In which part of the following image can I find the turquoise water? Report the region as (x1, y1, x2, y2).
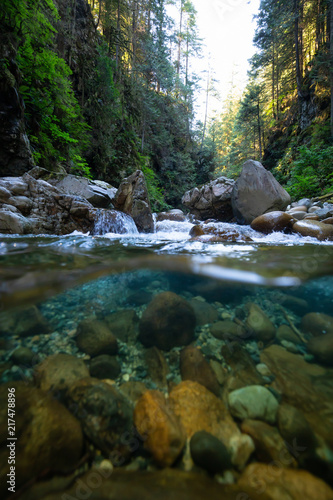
(1, 219, 333, 498)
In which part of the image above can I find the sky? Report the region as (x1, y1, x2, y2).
(184, 0, 261, 121)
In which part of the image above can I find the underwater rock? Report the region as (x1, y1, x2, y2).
(292, 219, 333, 241)
(180, 345, 220, 396)
(89, 354, 121, 379)
(113, 170, 154, 233)
(76, 319, 118, 357)
(189, 298, 219, 325)
(126, 290, 153, 307)
(144, 347, 170, 389)
(66, 377, 133, 460)
(228, 385, 279, 424)
(245, 302, 276, 343)
(119, 381, 148, 405)
(182, 176, 235, 222)
(26, 468, 275, 500)
(190, 430, 232, 474)
(34, 353, 90, 395)
(277, 403, 318, 455)
(240, 419, 297, 466)
(0, 305, 51, 337)
(276, 324, 302, 345)
(0, 383, 83, 498)
(231, 160, 291, 225)
(104, 309, 139, 342)
(10, 346, 35, 365)
(169, 380, 254, 469)
(301, 312, 333, 337)
(189, 223, 252, 242)
(238, 463, 333, 500)
(210, 319, 246, 341)
(133, 390, 186, 467)
(261, 345, 333, 448)
(250, 211, 294, 234)
(138, 292, 196, 350)
(221, 344, 264, 391)
(307, 333, 333, 366)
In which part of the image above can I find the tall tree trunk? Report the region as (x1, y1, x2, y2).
(272, 40, 276, 119)
(115, 0, 121, 81)
(329, 0, 333, 138)
(201, 66, 210, 151)
(177, 0, 183, 78)
(257, 99, 262, 160)
(294, 0, 303, 115)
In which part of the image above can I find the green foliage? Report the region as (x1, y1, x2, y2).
(285, 145, 333, 199)
(141, 162, 170, 212)
(1, 0, 91, 175)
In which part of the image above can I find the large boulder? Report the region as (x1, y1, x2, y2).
(182, 177, 235, 221)
(0, 172, 135, 235)
(231, 160, 291, 225)
(138, 292, 196, 350)
(34, 170, 117, 208)
(113, 170, 154, 233)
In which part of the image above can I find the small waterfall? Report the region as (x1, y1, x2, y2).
(92, 209, 139, 235)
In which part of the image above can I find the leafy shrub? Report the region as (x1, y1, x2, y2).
(285, 145, 333, 200)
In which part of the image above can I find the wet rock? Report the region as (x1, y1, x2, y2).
(180, 346, 220, 396)
(0, 383, 83, 498)
(189, 298, 219, 325)
(307, 333, 333, 366)
(278, 293, 309, 315)
(144, 347, 169, 389)
(292, 220, 333, 241)
(189, 223, 252, 242)
(89, 355, 121, 379)
(76, 319, 118, 357)
(301, 312, 333, 336)
(289, 210, 307, 220)
(29, 468, 273, 500)
(241, 419, 297, 466)
(182, 177, 235, 222)
(114, 170, 154, 233)
(169, 381, 254, 469)
(138, 292, 196, 350)
(276, 324, 302, 344)
(0, 305, 51, 337)
(210, 320, 246, 341)
(231, 160, 291, 225)
(66, 378, 133, 460)
(126, 290, 153, 306)
(238, 463, 333, 500)
(133, 390, 186, 467)
(104, 309, 138, 342)
(250, 211, 294, 234)
(34, 353, 90, 395)
(119, 381, 148, 405)
(256, 363, 272, 377)
(245, 302, 276, 343)
(277, 404, 318, 455)
(221, 344, 264, 391)
(228, 385, 279, 424)
(10, 346, 35, 365)
(190, 430, 232, 474)
(261, 345, 333, 448)
(322, 217, 333, 225)
(155, 209, 186, 222)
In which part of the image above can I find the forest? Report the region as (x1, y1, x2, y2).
(1, 0, 333, 208)
(211, 0, 333, 200)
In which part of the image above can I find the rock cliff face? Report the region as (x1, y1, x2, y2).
(0, 37, 34, 177)
(182, 177, 235, 222)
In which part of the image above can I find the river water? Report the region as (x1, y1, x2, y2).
(1, 217, 333, 497)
